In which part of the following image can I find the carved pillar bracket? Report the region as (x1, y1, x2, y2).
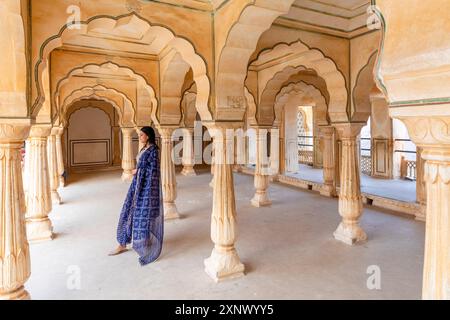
(121, 127, 135, 182)
(158, 126, 180, 220)
(319, 126, 337, 197)
(0, 123, 32, 300)
(203, 122, 245, 282)
(251, 126, 272, 207)
(332, 123, 366, 245)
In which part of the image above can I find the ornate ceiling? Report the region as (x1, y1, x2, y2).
(277, 0, 371, 38)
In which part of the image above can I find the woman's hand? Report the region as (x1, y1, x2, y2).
(132, 169, 137, 175)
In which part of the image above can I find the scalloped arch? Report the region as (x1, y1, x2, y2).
(160, 52, 191, 125)
(254, 40, 347, 123)
(215, 0, 296, 115)
(33, 14, 212, 121)
(274, 81, 328, 127)
(352, 52, 378, 123)
(61, 85, 135, 127)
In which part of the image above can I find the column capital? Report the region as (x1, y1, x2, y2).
(121, 127, 135, 136)
(29, 124, 52, 138)
(203, 121, 244, 131)
(319, 125, 335, 136)
(333, 123, 365, 139)
(157, 125, 178, 139)
(50, 127, 60, 136)
(0, 124, 30, 143)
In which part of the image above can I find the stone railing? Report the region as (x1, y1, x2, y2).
(401, 156, 417, 181)
(360, 155, 372, 176)
(298, 150, 313, 165)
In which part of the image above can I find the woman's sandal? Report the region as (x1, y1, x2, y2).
(108, 246, 129, 256)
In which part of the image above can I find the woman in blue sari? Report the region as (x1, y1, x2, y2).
(109, 126, 164, 265)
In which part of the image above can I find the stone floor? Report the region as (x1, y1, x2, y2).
(287, 164, 417, 203)
(27, 168, 424, 300)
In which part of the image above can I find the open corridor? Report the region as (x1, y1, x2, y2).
(27, 169, 424, 300)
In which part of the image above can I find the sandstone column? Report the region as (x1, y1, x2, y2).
(270, 127, 280, 178)
(55, 127, 65, 187)
(25, 125, 53, 243)
(121, 127, 135, 182)
(0, 123, 31, 300)
(159, 126, 180, 220)
(204, 123, 245, 282)
(47, 128, 61, 204)
(392, 114, 450, 300)
(422, 145, 450, 300)
(22, 138, 31, 199)
(251, 127, 271, 207)
(209, 137, 215, 188)
(181, 128, 196, 176)
(112, 126, 122, 167)
(333, 123, 366, 245)
(320, 126, 337, 197)
(135, 127, 145, 152)
(415, 146, 427, 221)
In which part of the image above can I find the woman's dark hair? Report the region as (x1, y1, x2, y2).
(140, 126, 157, 145)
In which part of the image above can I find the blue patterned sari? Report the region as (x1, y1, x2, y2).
(116, 144, 164, 265)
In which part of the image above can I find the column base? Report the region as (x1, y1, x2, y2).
(164, 202, 180, 220)
(26, 218, 53, 243)
(251, 192, 272, 207)
(320, 184, 337, 197)
(333, 222, 367, 245)
(0, 286, 30, 300)
(415, 204, 426, 222)
(121, 172, 133, 182)
(204, 247, 245, 283)
(181, 166, 197, 176)
(51, 190, 62, 205)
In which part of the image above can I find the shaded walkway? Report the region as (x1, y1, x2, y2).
(287, 164, 416, 203)
(27, 169, 424, 299)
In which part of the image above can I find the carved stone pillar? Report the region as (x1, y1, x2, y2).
(47, 128, 61, 204)
(251, 127, 271, 207)
(55, 127, 65, 187)
(204, 123, 245, 282)
(393, 114, 450, 300)
(270, 127, 280, 178)
(135, 127, 145, 152)
(121, 127, 135, 182)
(0, 124, 31, 300)
(22, 138, 31, 199)
(112, 126, 121, 167)
(209, 138, 215, 188)
(25, 125, 53, 243)
(333, 123, 366, 245)
(319, 126, 337, 197)
(159, 127, 179, 220)
(181, 128, 196, 176)
(415, 147, 427, 221)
